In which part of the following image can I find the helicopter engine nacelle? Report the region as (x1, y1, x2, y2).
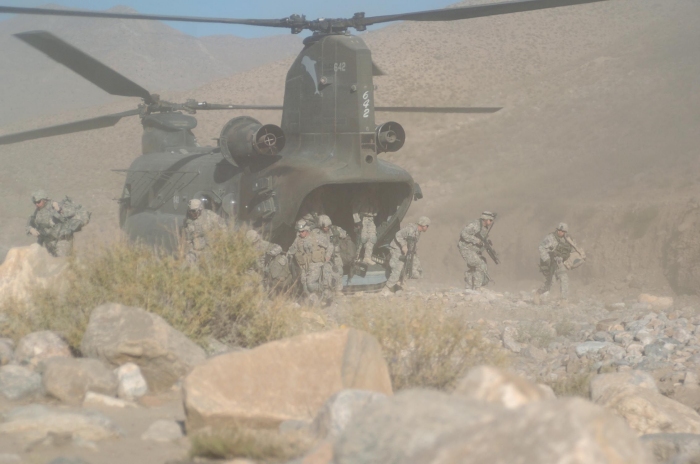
(219, 116, 285, 164)
(375, 122, 405, 154)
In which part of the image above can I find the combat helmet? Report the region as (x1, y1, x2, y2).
(245, 230, 260, 243)
(480, 211, 496, 221)
(188, 199, 203, 211)
(417, 216, 431, 227)
(295, 219, 310, 232)
(31, 190, 49, 203)
(557, 222, 569, 233)
(317, 215, 332, 228)
(267, 244, 283, 257)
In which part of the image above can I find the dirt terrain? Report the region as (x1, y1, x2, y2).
(1, 0, 699, 296)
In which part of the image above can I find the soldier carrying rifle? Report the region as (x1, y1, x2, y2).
(458, 211, 499, 291)
(534, 222, 584, 305)
(384, 216, 430, 294)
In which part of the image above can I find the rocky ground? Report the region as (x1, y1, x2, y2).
(3, 245, 700, 463)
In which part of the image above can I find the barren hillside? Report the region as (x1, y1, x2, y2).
(1, 0, 698, 295)
(0, 5, 301, 126)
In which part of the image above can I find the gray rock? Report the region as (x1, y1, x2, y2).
(575, 341, 612, 357)
(115, 362, 148, 400)
(42, 358, 118, 405)
(645, 342, 671, 359)
(334, 394, 654, 464)
(140, 419, 183, 442)
(0, 338, 14, 365)
(501, 326, 521, 353)
(333, 389, 502, 464)
(614, 332, 634, 346)
(590, 370, 658, 402)
(593, 331, 613, 342)
(14, 331, 71, 369)
(312, 389, 388, 441)
(453, 366, 554, 409)
(80, 303, 206, 392)
(400, 399, 653, 464)
(0, 404, 122, 442)
(641, 433, 700, 464)
(0, 365, 42, 401)
(635, 329, 657, 346)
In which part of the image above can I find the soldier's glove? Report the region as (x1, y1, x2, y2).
(27, 227, 40, 237)
(402, 246, 408, 255)
(555, 257, 564, 266)
(52, 201, 61, 212)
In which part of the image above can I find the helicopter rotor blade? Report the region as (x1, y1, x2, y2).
(375, 107, 502, 114)
(0, 109, 140, 145)
(185, 103, 284, 111)
(0, 6, 293, 28)
(359, 0, 608, 26)
(15, 31, 155, 104)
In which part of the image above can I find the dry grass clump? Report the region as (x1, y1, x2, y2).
(189, 425, 311, 462)
(516, 321, 557, 349)
(545, 370, 594, 398)
(342, 298, 509, 391)
(0, 228, 317, 351)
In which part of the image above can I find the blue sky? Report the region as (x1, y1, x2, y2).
(0, 1, 458, 38)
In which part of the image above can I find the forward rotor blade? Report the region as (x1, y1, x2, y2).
(375, 107, 502, 113)
(360, 0, 608, 26)
(0, 109, 140, 145)
(15, 31, 154, 104)
(0, 6, 291, 28)
(188, 103, 284, 111)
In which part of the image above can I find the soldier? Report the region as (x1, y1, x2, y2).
(353, 186, 379, 264)
(385, 216, 430, 292)
(317, 215, 348, 295)
(183, 199, 226, 263)
(458, 211, 496, 290)
(264, 244, 292, 291)
(27, 190, 89, 257)
(245, 229, 272, 274)
(288, 219, 332, 301)
(299, 189, 325, 230)
(534, 222, 579, 305)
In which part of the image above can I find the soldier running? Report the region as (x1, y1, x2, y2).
(183, 199, 226, 263)
(385, 216, 430, 293)
(458, 211, 496, 290)
(534, 222, 581, 305)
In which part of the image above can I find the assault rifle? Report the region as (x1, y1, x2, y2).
(399, 236, 417, 285)
(480, 213, 500, 265)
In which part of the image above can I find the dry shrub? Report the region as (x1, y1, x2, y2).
(516, 321, 556, 349)
(342, 298, 509, 390)
(546, 371, 594, 398)
(189, 425, 311, 462)
(0, 228, 313, 351)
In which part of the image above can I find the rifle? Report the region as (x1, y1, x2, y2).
(399, 236, 417, 285)
(480, 214, 500, 265)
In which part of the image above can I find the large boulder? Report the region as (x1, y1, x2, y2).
(14, 331, 71, 370)
(452, 366, 554, 408)
(402, 399, 653, 464)
(0, 404, 122, 443)
(592, 371, 700, 435)
(80, 303, 206, 392)
(183, 328, 393, 431)
(333, 389, 501, 464)
(641, 433, 700, 464)
(0, 244, 67, 305)
(42, 357, 118, 405)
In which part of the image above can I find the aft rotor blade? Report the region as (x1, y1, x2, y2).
(188, 103, 284, 111)
(375, 107, 502, 114)
(0, 6, 291, 28)
(360, 0, 608, 26)
(15, 31, 154, 104)
(0, 109, 140, 145)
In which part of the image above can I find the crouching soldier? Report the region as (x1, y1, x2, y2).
(384, 216, 430, 293)
(27, 190, 90, 257)
(534, 222, 583, 305)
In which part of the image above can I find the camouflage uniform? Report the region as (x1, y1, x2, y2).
(318, 215, 348, 293)
(386, 217, 429, 288)
(246, 230, 272, 274)
(458, 212, 495, 289)
(289, 220, 333, 296)
(184, 200, 226, 263)
(27, 191, 86, 257)
(353, 190, 379, 264)
(537, 223, 576, 300)
(264, 244, 292, 291)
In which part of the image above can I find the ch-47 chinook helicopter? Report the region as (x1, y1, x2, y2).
(0, 0, 606, 290)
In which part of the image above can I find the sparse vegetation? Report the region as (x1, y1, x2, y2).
(515, 321, 556, 349)
(0, 229, 315, 351)
(343, 299, 509, 390)
(189, 425, 311, 462)
(554, 320, 576, 337)
(545, 371, 594, 398)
